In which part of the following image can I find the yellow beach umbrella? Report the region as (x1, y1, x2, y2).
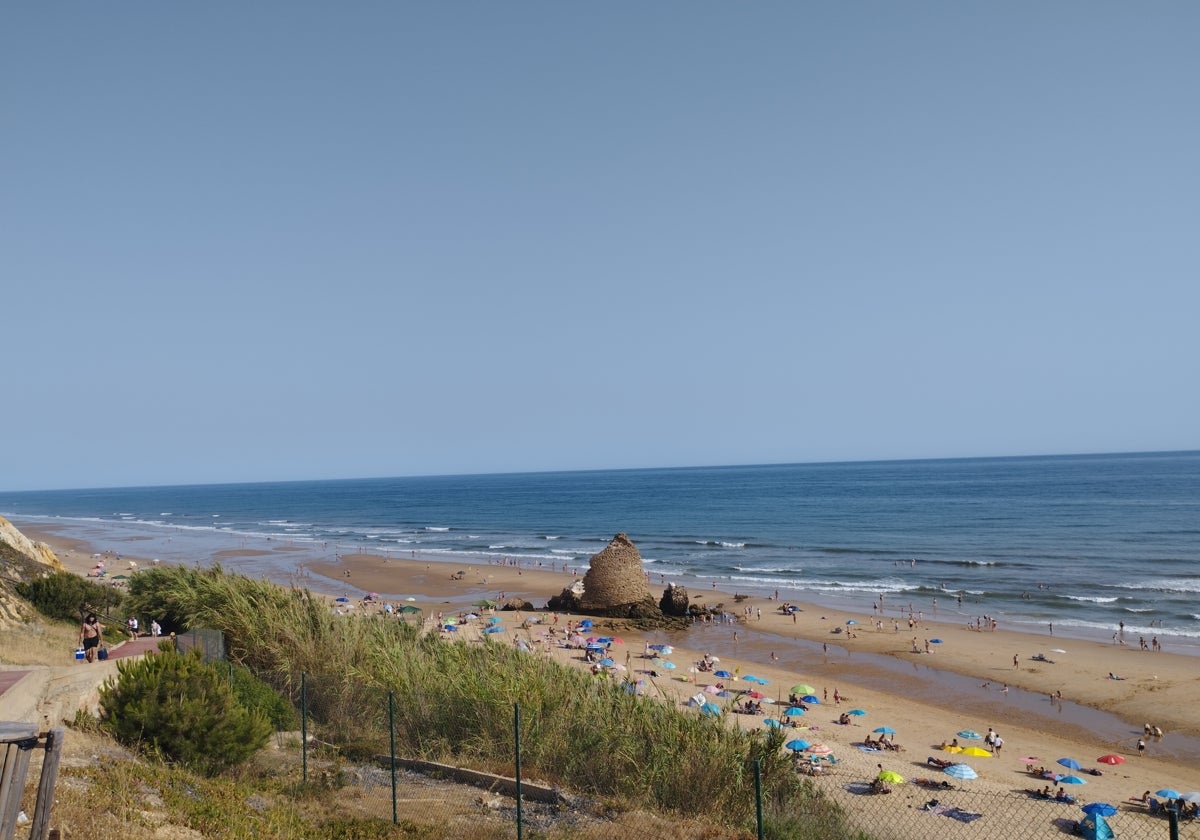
(877, 770, 905, 784)
(961, 746, 992, 758)
(943, 745, 964, 753)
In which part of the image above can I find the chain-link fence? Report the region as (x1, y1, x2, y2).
(281, 675, 1197, 840)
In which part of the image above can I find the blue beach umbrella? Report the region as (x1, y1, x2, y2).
(700, 702, 722, 716)
(484, 625, 504, 634)
(1060, 776, 1087, 785)
(944, 764, 977, 780)
(488, 616, 501, 624)
(783, 707, 806, 716)
(1156, 789, 1181, 800)
(873, 727, 897, 735)
(763, 718, 781, 728)
(929, 638, 943, 644)
(598, 658, 614, 667)
(785, 739, 812, 752)
(660, 661, 676, 670)
(845, 619, 857, 625)
(714, 670, 733, 679)
(802, 695, 820, 704)
(847, 709, 867, 716)
(1057, 758, 1082, 770)
(443, 624, 458, 632)
(335, 597, 350, 603)
(957, 730, 982, 740)
(742, 675, 763, 683)
(1081, 803, 1118, 817)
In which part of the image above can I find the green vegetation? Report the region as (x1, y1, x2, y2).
(98, 644, 272, 776)
(16, 569, 125, 623)
(117, 565, 865, 838)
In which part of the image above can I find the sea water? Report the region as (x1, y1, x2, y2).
(2, 451, 1198, 651)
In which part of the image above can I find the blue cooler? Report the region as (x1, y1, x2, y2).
(74, 648, 85, 661)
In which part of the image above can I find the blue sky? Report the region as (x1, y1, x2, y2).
(3, 3, 1198, 491)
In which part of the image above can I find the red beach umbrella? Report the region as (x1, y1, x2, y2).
(1096, 754, 1125, 765)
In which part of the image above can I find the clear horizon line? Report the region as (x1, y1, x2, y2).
(2, 447, 1196, 495)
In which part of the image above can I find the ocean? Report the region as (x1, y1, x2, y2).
(3, 451, 1198, 652)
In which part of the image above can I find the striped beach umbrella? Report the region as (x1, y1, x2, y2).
(944, 764, 977, 780)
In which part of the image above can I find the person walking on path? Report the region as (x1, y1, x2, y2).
(80, 613, 103, 663)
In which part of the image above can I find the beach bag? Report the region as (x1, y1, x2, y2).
(97, 646, 109, 661)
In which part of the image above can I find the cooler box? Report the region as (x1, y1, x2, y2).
(74, 648, 85, 661)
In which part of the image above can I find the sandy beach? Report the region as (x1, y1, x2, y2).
(29, 524, 1200, 837)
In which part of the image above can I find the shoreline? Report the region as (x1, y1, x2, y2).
(17, 521, 1200, 813)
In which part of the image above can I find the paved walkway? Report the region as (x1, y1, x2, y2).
(0, 635, 162, 703)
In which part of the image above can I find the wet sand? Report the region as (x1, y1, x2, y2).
(27, 524, 1200, 833)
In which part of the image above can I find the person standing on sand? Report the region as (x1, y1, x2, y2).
(1014, 654, 1019, 669)
(80, 613, 102, 663)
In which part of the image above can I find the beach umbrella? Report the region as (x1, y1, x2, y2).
(1018, 756, 1042, 764)
(943, 745, 964, 754)
(929, 638, 943, 644)
(715, 670, 734, 679)
(785, 739, 811, 752)
(484, 626, 504, 634)
(1081, 803, 1118, 817)
(877, 770, 905, 784)
(1156, 789, 1181, 800)
(1057, 758, 1082, 770)
(488, 616, 501, 624)
(847, 709, 867, 716)
(473, 599, 497, 608)
(845, 619, 857, 625)
(1181, 792, 1200, 803)
(598, 658, 614, 667)
(742, 674, 764, 683)
(399, 605, 422, 614)
(872, 727, 897, 735)
(443, 625, 458, 632)
(801, 695, 820, 704)
(961, 747, 992, 758)
(957, 730, 982, 740)
(790, 684, 816, 696)
(335, 597, 350, 603)
(944, 764, 977, 781)
(1096, 754, 1125, 765)
(805, 744, 833, 756)
(597, 637, 613, 643)
(763, 718, 781, 729)
(1050, 648, 1066, 653)
(704, 685, 725, 696)
(745, 691, 766, 700)
(1061, 776, 1087, 785)
(783, 707, 806, 716)
(660, 661, 677, 670)
(700, 702, 722, 716)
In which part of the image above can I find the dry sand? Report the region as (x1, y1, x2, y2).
(32, 527, 1200, 836)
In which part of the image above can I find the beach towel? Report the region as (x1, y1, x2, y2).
(943, 807, 982, 823)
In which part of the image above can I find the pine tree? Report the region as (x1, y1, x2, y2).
(99, 645, 271, 776)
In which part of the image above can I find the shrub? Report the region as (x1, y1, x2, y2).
(230, 664, 299, 731)
(16, 571, 124, 623)
(99, 646, 271, 776)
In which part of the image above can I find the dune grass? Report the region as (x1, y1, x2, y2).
(124, 566, 867, 838)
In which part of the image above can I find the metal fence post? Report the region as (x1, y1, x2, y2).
(301, 672, 308, 785)
(754, 758, 763, 840)
(514, 703, 523, 840)
(389, 691, 397, 825)
(1168, 805, 1180, 840)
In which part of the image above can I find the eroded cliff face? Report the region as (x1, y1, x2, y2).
(0, 517, 62, 570)
(0, 516, 64, 628)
